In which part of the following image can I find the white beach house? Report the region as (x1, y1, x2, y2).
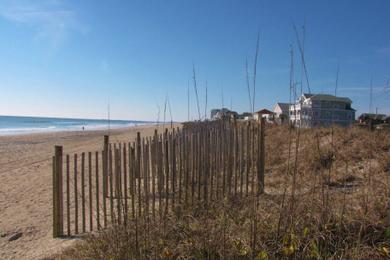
(289, 93, 355, 127)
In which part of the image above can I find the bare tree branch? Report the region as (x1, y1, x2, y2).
(192, 63, 201, 120)
(245, 57, 252, 113)
(292, 21, 311, 94)
(204, 80, 208, 120)
(252, 32, 260, 114)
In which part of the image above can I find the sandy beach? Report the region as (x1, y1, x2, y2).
(0, 124, 169, 260)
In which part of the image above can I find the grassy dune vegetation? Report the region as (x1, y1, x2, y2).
(63, 124, 390, 259)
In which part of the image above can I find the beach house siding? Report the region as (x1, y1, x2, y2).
(273, 103, 290, 118)
(273, 103, 290, 124)
(289, 94, 355, 127)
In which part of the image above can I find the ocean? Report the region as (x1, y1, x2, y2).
(0, 115, 152, 136)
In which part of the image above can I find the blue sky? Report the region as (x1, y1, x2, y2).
(0, 0, 389, 121)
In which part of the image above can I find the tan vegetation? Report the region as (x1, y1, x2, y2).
(62, 124, 390, 259)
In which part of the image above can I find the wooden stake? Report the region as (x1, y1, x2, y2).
(88, 152, 93, 231)
(172, 131, 176, 207)
(53, 146, 63, 237)
(66, 154, 70, 236)
(103, 135, 109, 198)
(130, 144, 136, 219)
(74, 154, 78, 234)
(164, 131, 169, 214)
(258, 118, 265, 194)
(96, 151, 100, 229)
(115, 148, 121, 225)
(81, 152, 86, 233)
(123, 145, 128, 226)
(109, 148, 114, 223)
(137, 133, 142, 218)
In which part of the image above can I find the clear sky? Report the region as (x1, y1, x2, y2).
(0, 0, 389, 121)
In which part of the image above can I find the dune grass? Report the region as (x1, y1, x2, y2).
(62, 125, 390, 259)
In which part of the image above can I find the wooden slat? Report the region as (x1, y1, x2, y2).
(172, 131, 176, 207)
(130, 144, 135, 219)
(53, 145, 63, 237)
(103, 135, 109, 199)
(258, 118, 265, 194)
(251, 124, 255, 195)
(178, 130, 182, 203)
(240, 126, 244, 197)
(191, 133, 195, 204)
(152, 132, 157, 220)
(206, 130, 210, 203)
(74, 154, 78, 234)
(137, 133, 142, 218)
(123, 145, 128, 226)
(234, 123, 238, 197)
(88, 152, 93, 231)
(246, 122, 250, 196)
(102, 149, 107, 228)
(197, 131, 201, 202)
(157, 137, 163, 217)
(210, 129, 214, 201)
(109, 148, 114, 223)
(185, 131, 189, 205)
(115, 148, 121, 225)
(164, 130, 169, 214)
(66, 154, 70, 236)
(81, 152, 86, 233)
(95, 151, 100, 229)
(143, 139, 148, 217)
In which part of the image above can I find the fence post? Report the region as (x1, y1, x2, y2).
(258, 118, 265, 194)
(103, 135, 109, 198)
(53, 145, 63, 237)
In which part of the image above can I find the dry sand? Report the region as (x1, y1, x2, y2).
(0, 124, 169, 259)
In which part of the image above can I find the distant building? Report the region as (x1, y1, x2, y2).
(238, 112, 252, 120)
(210, 108, 238, 120)
(289, 93, 355, 127)
(210, 109, 221, 119)
(253, 109, 274, 121)
(358, 113, 388, 125)
(273, 103, 290, 124)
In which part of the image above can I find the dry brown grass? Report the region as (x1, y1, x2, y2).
(61, 125, 390, 259)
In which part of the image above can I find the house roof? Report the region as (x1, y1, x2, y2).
(255, 109, 274, 114)
(302, 93, 314, 99)
(274, 103, 290, 111)
(302, 93, 352, 103)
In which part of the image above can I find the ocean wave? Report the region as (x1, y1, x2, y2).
(0, 116, 155, 136)
(0, 122, 153, 136)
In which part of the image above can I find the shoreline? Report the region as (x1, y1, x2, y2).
(0, 123, 159, 137)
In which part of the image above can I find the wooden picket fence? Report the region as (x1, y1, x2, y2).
(52, 119, 266, 237)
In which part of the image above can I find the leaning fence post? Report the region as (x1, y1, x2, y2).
(53, 145, 63, 238)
